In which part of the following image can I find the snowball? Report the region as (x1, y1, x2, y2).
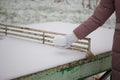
(53, 35, 67, 46)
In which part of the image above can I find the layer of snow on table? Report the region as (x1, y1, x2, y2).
(25, 22, 79, 34)
(0, 37, 86, 80)
(26, 22, 115, 54)
(0, 22, 114, 80)
(88, 27, 114, 54)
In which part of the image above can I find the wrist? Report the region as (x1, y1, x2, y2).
(67, 32, 78, 42)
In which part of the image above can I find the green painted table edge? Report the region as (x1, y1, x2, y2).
(13, 51, 112, 80)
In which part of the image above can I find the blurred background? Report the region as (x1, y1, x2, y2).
(0, 0, 115, 28)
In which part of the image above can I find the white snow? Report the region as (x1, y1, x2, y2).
(53, 35, 67, 46)
(25, 22, 79, 34)
(0, 22, 114, 80)
(88, 27, 114, 55)
(0, 0, 115, 79)
(0, 36, 86, 80)
(26, 22, 115, 54)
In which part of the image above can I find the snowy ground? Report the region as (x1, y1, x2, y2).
(0, 0, 115, 28)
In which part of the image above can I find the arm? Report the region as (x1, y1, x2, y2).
(53, 0, 115, 48)
(74, 0, 115, 39)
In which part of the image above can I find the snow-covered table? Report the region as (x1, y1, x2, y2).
(26, 22, 114, 54)
(0, 22, 114, 80)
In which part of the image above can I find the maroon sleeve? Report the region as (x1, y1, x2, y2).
(73, 0, 115, 39)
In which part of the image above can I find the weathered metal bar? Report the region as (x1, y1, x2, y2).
(44, 35, 89, 46)
(3, 27, 43, 37)
(0, 25, 6, 29)
(1, 22, 89, 54)
(7, 32, 43, 41)
(0, 23, 90, 42)
(43, 41, 87, 52)
(44, 35, 54, 38)
(0, 27, 7, 36)
(75, 41, 89, 45)
(71, 45, 88, 50)
(0, 23, 93, 57)
(0, 27, 6, 36)
(0, 23, 89, 40)
(88, 38, 91, 52)
(0, 31, 5, 33)
(42, 32, 45, 44)
(5, 26, 8, 36)
(13, 51, 112, 80)
(0, 27, 6, 30)
(44, 39, 53, 43)
(86, 38, 95, 58)
(0, 23, 64, 35)
(43, 42, 87, 52)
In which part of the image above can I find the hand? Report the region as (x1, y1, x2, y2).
(53, 32, 78, 48)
